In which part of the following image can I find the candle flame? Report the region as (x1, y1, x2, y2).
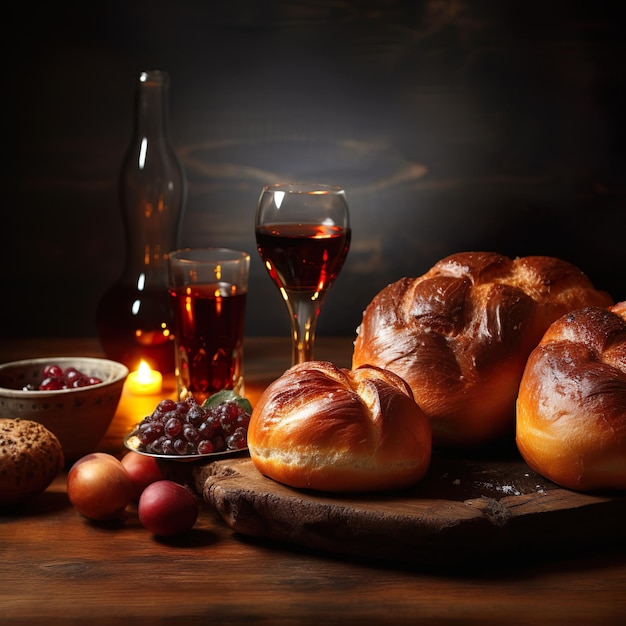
(127, 359, 162, 396)
(137, 360, 153, 382)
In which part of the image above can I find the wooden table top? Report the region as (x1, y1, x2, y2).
(1, 337, 625, 626)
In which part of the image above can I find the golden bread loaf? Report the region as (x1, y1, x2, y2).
(352, 251, 613, 448)
(516, 301, 626, 492)
(248, 361, 432, 492)
(0, 418, 64, 506)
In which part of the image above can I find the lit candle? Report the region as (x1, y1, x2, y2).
(127, 360, 163, 395)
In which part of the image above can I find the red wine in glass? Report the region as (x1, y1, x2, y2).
(255, 184, 351, 365)
(169, 284, 247, 404)
(255, 223, 350, 292)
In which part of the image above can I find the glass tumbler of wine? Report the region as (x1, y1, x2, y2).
(255, 183, 351, 366)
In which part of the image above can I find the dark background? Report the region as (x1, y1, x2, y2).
(3, 0, 625, 342)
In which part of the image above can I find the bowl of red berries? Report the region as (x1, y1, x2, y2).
(0, 357, 128, 462)
(124, 390, 252, 463)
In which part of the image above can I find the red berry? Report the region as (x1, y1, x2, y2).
(39, 377, 65, 390)
(71, 375, 91, 388)
(43, 364, 64, 379)
(197, 440, 214, 454)
(64, 367, 80, 383)
(131, 397, 250, 456)
(32, 363, 104, 391)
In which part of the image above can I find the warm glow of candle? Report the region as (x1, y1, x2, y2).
(127, 360, 163, 395)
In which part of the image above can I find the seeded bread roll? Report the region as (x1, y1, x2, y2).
(0, 418, 64, 506)
(516, 302, 626, 492)
(248, 361, 432, 492)
(352, 252, 613, 448)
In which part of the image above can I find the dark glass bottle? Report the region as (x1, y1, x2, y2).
(97, 70, 186, 374)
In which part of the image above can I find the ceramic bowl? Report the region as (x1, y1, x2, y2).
(0, 357, 128, 462)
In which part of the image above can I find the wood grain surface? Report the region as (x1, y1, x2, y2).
(2, 338, 626, 625)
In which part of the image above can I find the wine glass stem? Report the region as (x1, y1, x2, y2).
(285, 292, 321, 365)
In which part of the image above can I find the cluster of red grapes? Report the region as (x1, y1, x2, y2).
(133, 396, 250, 456)
(24, 364, 103, 391)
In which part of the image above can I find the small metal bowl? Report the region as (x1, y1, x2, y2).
(123, 431, 249, 463)
(124, 431, 249, 486)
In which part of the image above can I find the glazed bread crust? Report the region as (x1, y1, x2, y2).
(248, 361, 432, 492)
(352, 252, 613, 448)
(516, 301, 626, 492)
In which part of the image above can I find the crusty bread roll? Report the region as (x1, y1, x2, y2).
(516, 301, 626, 492)
(0, 418, 64, 506)
(248, 361, 432, 492)
(352, 252, 613, 448)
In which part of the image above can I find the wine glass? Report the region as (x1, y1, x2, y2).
(255, 183, 351, 366)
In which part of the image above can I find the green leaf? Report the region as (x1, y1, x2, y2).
(202, 390, 253, 414)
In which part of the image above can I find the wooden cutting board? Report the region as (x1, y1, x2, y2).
(179, 451, 626, 566)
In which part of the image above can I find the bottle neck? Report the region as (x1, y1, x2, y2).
(133, 70, 171, 142)
(120, 70, 185, 284)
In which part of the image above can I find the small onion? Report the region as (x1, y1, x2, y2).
(67, 453, 133, 521)
(138, 480, 199, 536)
(121, 451, 165, 500)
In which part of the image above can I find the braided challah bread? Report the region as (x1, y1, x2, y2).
(352, 252, 613, 448)
(516, 301, 626, 492)
(248, 361, 432, 492)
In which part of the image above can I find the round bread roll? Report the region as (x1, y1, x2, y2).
(516, 302, 626, 492)
(352, 252, 613, 448)
(0, 418, 64, 506)
(248, 361, 432, 492)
